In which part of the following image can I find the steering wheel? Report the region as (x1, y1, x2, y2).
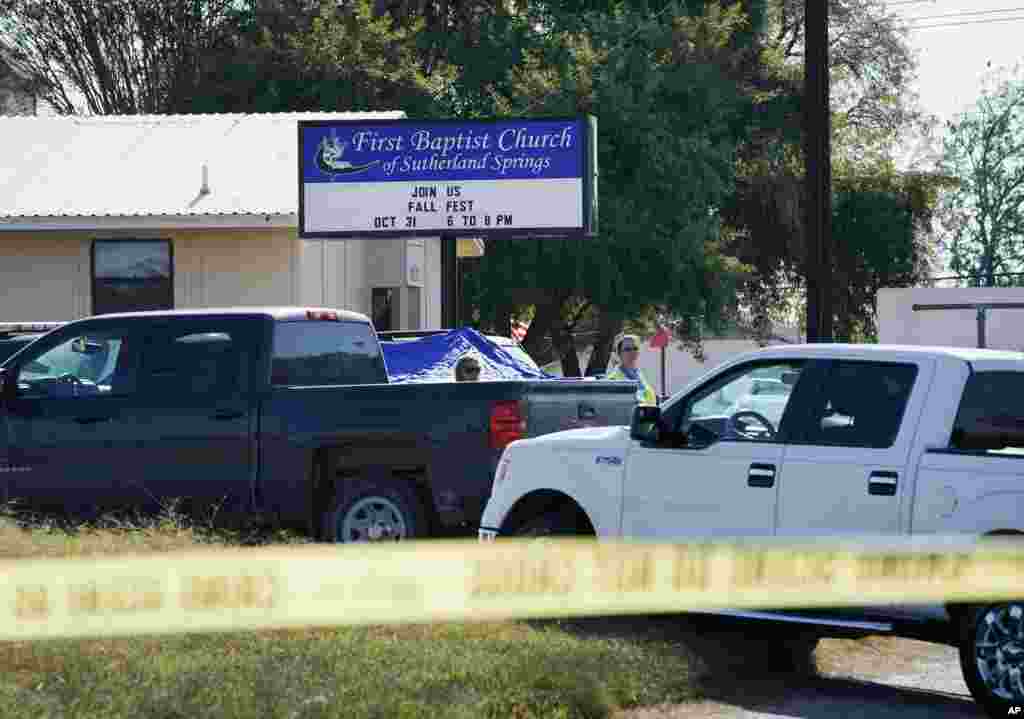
(725, 410, 776, 440)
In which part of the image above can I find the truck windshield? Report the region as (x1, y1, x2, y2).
(271, 320, 388, 386)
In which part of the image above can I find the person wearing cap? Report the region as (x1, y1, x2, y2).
(606, 333, 657, 405)
(454, 355, 481, 381)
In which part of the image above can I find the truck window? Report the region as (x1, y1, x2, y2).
(271, 321, 387, 386)
(15, 330, 138, 398)
(797, 361, 917, 449)
(684, 361, 804, 443)
(142, 326, 249, 396)
(951, 371, 1024, 453)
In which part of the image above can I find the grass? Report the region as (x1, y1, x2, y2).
(0, 503, 702, 719)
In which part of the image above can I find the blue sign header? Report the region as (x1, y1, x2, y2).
(300, 118, 585, 184)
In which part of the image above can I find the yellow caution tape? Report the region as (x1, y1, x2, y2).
(2, 535, 1023, 641)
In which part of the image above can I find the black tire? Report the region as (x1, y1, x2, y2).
(325, 480, 425, 543)
(959, 602, 1024, 718)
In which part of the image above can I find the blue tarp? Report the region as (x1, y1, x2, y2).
(380, 328, 560, 383)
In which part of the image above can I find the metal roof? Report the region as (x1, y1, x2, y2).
(0, 111, 404, 224)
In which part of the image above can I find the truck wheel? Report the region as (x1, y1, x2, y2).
(327, 481, 424, 543)
(959, 601, 1024, 718)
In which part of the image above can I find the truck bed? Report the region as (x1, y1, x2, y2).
(259, 379, 637, 532)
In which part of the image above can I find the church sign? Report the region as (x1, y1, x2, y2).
(298, 116, 597, 240)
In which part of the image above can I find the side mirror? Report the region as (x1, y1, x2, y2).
(0, 367, 15, 404)
(630, 404, 662, 443)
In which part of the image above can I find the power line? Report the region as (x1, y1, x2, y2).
(908, 15, 1024, 29)
(886, 0, 942, 6)
(903, 6, 1024, 22)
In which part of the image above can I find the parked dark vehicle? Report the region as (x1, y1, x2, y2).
(0, 308, 637, 541)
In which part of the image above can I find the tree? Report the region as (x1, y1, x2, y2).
(463, 3, 754, 376)
(765, 0, 921, 148)
(0, 0, 241, 114)
(829, 171, 947, 340)
(146, 0, 449, 115)
(720, 0, 938, 342)
(938, 66, 1024, 287)
(487, 0, 935, 360)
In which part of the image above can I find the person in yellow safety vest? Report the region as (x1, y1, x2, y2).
(606, 333, 658, 406)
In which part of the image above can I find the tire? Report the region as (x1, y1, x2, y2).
(325, 480, 425, 543)
(959, 601, 1024, 718)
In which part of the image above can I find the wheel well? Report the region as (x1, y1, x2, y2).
(310, 449, 437, 540)
(499, 490, 596, 535)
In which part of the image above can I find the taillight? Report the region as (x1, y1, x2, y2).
(307, 310, 339, 321)
(490, 400, 525, 449)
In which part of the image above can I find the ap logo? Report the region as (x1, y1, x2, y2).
(1009, 707, 1022, 715)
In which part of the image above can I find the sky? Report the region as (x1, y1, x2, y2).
(887, 0, 1024, 164)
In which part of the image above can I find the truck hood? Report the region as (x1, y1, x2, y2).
(518, 424, 631, 449)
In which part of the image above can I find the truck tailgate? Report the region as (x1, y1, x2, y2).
(520, 379, 638, 437)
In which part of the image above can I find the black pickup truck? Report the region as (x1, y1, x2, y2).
(0, 307, 637, 541)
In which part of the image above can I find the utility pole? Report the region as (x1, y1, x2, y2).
(804, 0, 833, 342)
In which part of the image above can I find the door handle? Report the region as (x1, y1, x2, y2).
(211, 409, 244, 421)
(748, 463, 776, 488)
(578, 402, 596, 420)
(868, 470, 898, 496)
(73, 416, 112, 425)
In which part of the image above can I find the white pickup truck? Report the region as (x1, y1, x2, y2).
(479, 343, 1024, 717)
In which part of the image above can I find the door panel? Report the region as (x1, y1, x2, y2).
(776, 358, 933, 536)
(622, 441, 783, 538)
(621, 359, 810, 540)
(3, 326, 142, 519)
(120, 320, 257, 517)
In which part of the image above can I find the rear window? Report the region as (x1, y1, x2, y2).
(271, 320, 387, 386)
(951, 371, 1024, 452)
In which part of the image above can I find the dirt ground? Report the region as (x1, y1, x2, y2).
(553, 614, 982, 718)
(625, 636, 978, 718)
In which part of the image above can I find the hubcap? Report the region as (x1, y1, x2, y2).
(975, 603, 1024, 702)
(339, 496, 407, 543)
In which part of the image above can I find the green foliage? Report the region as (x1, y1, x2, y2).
(465, 3, 753, 369)
(188, 0, 446, 115)
(938, 65, 1024, 287)
(830, 171, 945, 340)
(721, 0, 938, 343)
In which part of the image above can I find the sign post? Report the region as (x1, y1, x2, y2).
(649, 326, 670, 400)
(298, 116, 597, 241)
